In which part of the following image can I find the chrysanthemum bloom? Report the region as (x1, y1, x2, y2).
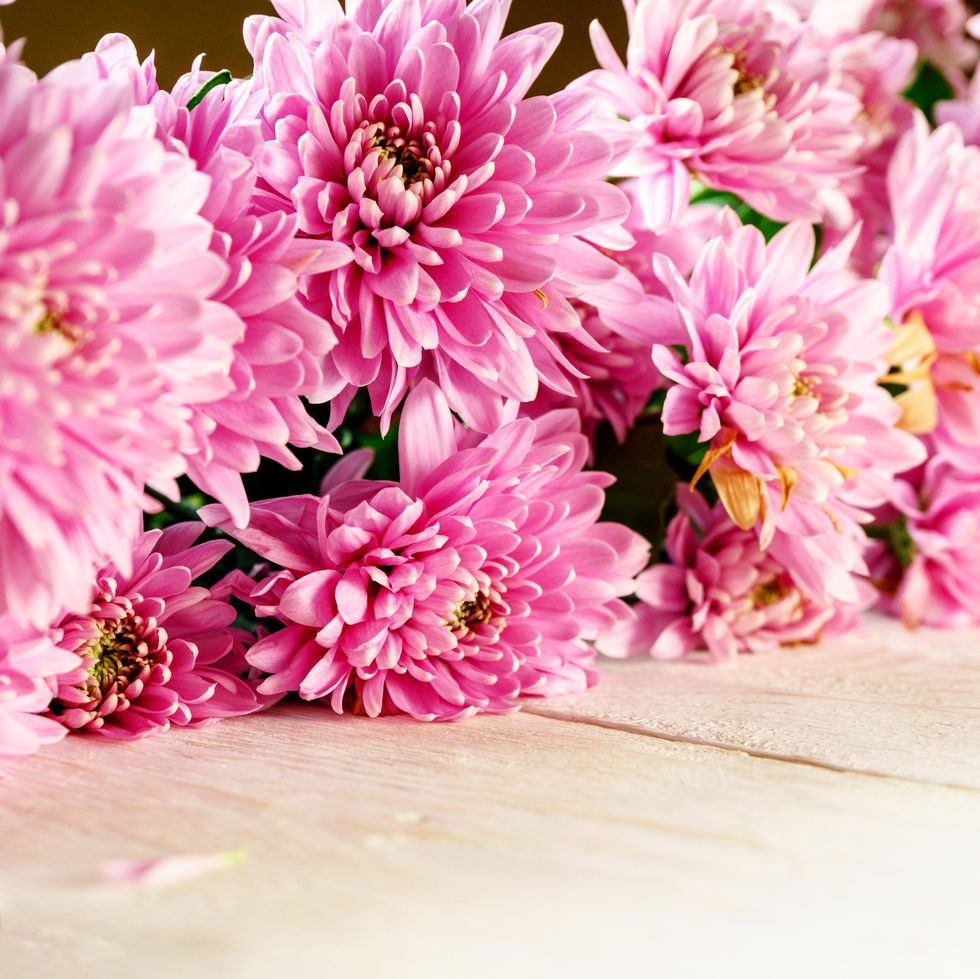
(204, 382, 649, 720)
(0, 35, 241, 627)
(936, 15, 980, 142)
(45, 524, 265, 739)
(788, 0, 977, 85)
(0, 618, 76, 763)
(651, 219, 924, 599)
(518, 293, 663, 446)
(578, 0, 863, 234)
(868, 457, 980, 628)
(878, 120, 980, 468)
(867, 0, 977, 87)
(241, 0, 634, 432)
(520, 186, 730, 445)
(602, 487, 865, 661)
(51, 35, 340, 528)
(936, 75, 980, 146)
(805, 29, 917, 274)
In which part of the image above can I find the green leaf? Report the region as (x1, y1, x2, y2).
(688, 188, 788, 242)
(866, 516, 917, 569)
(903, 61, 954, 124)
(594, 417, 676, 550)
(186, 70, 233, 111)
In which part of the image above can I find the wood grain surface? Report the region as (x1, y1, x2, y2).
(2, 615, 979, 977)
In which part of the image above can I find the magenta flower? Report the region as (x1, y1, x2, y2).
(579, 0, 863, 233)
(604, 487, 865, 661)
(651, 218, 924, 595)
(55, 35, 341, 528)
(869, 457, 980, 628)
(204, 382, 649, 721)
(0, 35, 241, 627)
(45, 524, 265, 739)
(241, 0, 633, 432)
(0, 618, 76, 763)
(879, 120, 980, 465)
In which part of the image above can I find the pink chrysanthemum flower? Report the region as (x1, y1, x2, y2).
(788, 1, 977, 85)
(520, 187, 730, 444)
(579, 0, 863, 233)
(869, 457, 980, 628)
(53, 35, 341, 528)
(203, 382, 649, 721)
(603, 487, 865, 661)
(0, 618, 76, 763)
(651, 218, 924, 598)
(878, 120, 980, 467)
(518, 292, 663, 446)
(937, 16, 980, 141)
(45, 524, 265, 739)
(0, 34, 241, 627)
(868, 0, 977, 86)
(241, 0, 633, 432)
(804, 29, 917, 274)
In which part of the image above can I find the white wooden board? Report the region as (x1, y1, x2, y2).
(2, 618, 979, 978)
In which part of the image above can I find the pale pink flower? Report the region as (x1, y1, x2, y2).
(867, 0, 977, 86)
(45, 524, 265, 739)
(603, 487, 865, 661)
(936, 71, 980, 146)
(878, 120, 980, 467)
(0, 618, 76, 762)
(868, 456, 980, 628)
(937, 16, 980, 142)
(0, 37, 241, 627)
(203, 382, 649, 721)
(579, 0, 863, 233)
(651, 218, 924, 599)
(806, 29, 917, 274)
(51, 35, 340, 528)
(241, 0, 633, 432)
(787, 0, 977, 84)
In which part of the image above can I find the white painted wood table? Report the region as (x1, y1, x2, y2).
(3, 615, 979, 977)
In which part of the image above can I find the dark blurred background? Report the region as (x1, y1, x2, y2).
(0, 0, 626, 92)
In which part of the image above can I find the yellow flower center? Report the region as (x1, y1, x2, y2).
(751, 578, 790, 607)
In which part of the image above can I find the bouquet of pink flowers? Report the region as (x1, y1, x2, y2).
(3, 0, 980, 765)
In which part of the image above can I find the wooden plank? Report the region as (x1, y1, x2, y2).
(2, 703, 979, 976)
(528, 615, 980, 788)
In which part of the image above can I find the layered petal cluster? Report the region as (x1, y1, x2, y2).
(0, 34, 241, 627)
(45, 524, 265, 739)
(521, 187, 731, 445)
(878, 120, 980, 469)
(788, 0, 977, 84)
(937, 70, 980, 145)
(869, 457, 980, 628)
(804, 28, 917, 273)
(608, 487, 864, 661)
(652, 218, 924, 600)
(54, 35, 340, 528)
(937, 16, 980, 141)
(0, 618, 76, 762)
(204, 383, 649, 721)
(242, 0, 633, 432)
(580, 0, 863, 233)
